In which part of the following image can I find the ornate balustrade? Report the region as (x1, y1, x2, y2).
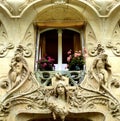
(35, 70, 86, 86)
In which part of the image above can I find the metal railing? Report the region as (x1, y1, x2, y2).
(34, 70, 86, 86)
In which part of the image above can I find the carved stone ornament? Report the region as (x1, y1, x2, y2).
(86, 0, 120, 17)
(0, 42, 14, 58)
(106, 21, 120, 56)
(0, 0, 120, 18)
(106, 41, 120, 56)
(0, 0, 35, 17)
(1, 44, 120, 121)
(88, 43, 105, 57)
(0, 23, 14, 57)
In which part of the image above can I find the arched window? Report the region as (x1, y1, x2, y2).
(35, 28, 85, 71)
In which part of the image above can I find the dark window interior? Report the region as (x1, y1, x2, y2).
(40, 29, 80, 64)
(45, 30, 58, 63)
(62, 30, 74, 63)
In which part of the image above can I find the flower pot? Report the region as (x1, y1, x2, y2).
(69, 65, 83, 71)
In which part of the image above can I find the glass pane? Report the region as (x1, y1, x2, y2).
(40, 30, 58, 64)
(62, 30, 81, 63)
(62, 30, 74, 63)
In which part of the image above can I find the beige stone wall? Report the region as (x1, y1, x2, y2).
(0, 0, 120, 73)
(0, 0, 120, 121)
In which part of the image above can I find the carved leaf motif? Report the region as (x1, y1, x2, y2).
(20, 26, 34, 57)
(0, 23, 14, 57)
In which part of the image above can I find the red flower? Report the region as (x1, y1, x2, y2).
(66, 49, 87, 70)
(37, 55, 55, 71)
(67, 49, 72, 55)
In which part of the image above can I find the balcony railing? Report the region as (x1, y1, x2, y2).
(35, 70, 86, 86)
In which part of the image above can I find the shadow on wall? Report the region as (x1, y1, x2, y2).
(17, 112, 105, 121)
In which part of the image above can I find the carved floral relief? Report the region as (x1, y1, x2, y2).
(106, 20, 120, 56)
(0, 22, 14, 58)
(20, 25, 34, 57)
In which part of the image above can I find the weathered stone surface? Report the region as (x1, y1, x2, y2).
(0, 1, 120, 121)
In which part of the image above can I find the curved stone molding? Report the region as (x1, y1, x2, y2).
(86, 0, 120, 17)
(0, 22, 14, 58)
(0, 0, 120, 18)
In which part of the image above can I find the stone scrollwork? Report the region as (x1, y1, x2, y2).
(106, 41, 120, 56)
(80, 44, 120, 120)
(0, 45, 40, 118)
(1, 44, 120, 121)
(20, 43, 32, 57)
(0, 22, 14, 58)
(0, 43, 14, 58)
(88, 43, 104, 57)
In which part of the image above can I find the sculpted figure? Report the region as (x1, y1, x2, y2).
(47, 80, 69, 121)
(8, 45, 29, 90)
(92, 54, 111, 88)
(81, 53, 112, 91)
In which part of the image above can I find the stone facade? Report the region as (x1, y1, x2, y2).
(0, 0, 120, 121)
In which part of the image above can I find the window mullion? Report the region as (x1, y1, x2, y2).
(58, 29, 63, 70)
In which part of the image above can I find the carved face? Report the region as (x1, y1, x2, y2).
(96, 59, 104, 69)
(16, 62, 23, 74)
(56, 83, 65, 96)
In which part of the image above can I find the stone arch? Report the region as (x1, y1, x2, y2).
(12, 0, 102, 48)
(31, 1, 101, 43)
(0, 0, 98, 18)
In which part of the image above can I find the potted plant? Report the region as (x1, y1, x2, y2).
(66, 48, 87, 71)
(37, 55, 55, 71)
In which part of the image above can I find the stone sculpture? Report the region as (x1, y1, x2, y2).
(47, 80, 69, 121)
(0, 44, 120, 121)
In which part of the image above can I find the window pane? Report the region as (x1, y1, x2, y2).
(62, 30, 81, 63)
(40, 30, 58, 64)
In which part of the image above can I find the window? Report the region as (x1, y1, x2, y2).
(35, 28, 84, 71)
